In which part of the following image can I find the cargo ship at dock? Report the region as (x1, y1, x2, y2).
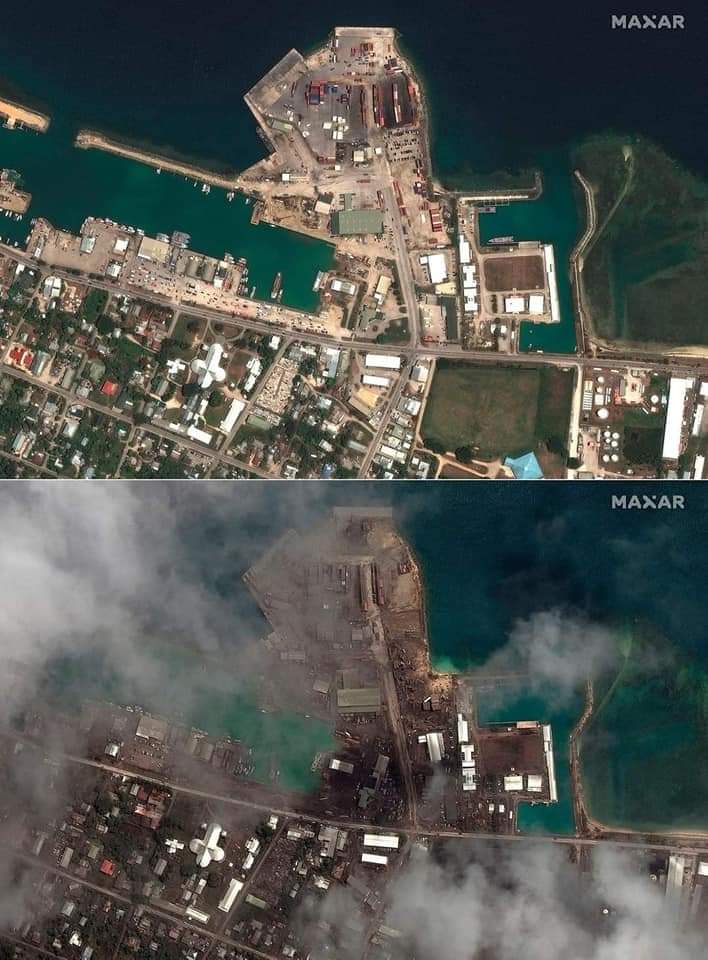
(270, 272, 282, 300)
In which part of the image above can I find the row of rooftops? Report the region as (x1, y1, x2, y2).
(458, 712, 477, 792)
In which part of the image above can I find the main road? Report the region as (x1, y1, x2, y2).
(2, 239, 707, 479)
(380, 179, 419, 348)
(2, 242, 706, 379)
(5, 730, 708, 857)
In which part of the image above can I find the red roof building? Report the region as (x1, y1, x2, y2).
(100, 859, 115, 876)
(100, 380, 120, 398)
(9, 345, 33, 369)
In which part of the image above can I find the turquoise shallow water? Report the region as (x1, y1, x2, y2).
(21, 471, 708, 825)
(0, 120, 333, 312)
(45, 641, 334, 793)
(476, 689, 579, 835)
(580, 669, 708, 831)
(478, 150, 579, 354)
(398, 484, 708, 833)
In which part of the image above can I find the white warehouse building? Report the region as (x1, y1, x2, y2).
(365, 354, 401, 371)
(662, 377, 693, 461)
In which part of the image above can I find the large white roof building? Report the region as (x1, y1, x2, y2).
(365, 353, 401, 370)
(421, 252, 448, 285)
(189, 822, 225, 869)
(218, 878, 244, 912)
(363, 834, 400, 849)
(662, 377, 693, 461)
(191, 342, 227, 390)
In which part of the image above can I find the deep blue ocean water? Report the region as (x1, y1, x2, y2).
(201, 483, 708, 831)
(45, 483, 706, 828)
(1, 0, 704, 177)
(3, 0, 707, 826)
(1, 0, 705, 341)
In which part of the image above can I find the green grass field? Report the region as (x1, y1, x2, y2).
(421, 362, 573, 462)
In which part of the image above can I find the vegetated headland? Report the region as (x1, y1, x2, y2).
(572, 134, 708, 354)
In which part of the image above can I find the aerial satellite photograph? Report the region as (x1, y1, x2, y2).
(0, 0, 705, 957)
(0, 1, 704, 479)
(0, 483, 707, 959)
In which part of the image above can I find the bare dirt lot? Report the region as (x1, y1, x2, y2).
(483, 254, 545, 291)
(478, 727, 546, 776)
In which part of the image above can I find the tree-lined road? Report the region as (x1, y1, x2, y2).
(2, 238, 707, 479)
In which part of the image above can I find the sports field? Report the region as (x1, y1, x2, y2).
(421, 362, 573, 464)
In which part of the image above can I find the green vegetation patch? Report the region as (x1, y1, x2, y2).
(622, 425, 663, 469)
(79, 288, 109, 326)
(67, 414, 125, 478)
(0, 378, 28, 439)
(421, 362, 573, 460)
(575, 135, 708, 346)
(235, 418, 273, 447)
(103, 336, 151, 385)
(621, 406, 665, 468)
(204, 390, 226, 428)
(125, 451, 190, 479)
(375, 317, 409, 344)
(170, 314, 204, 360)
(535, 368, 575, 456)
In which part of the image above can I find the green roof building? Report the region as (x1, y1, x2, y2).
(332, 209, 384, 236)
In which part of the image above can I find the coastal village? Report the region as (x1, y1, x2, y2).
(0, 221, 705, 480)
(0, 25, 706, 480)
(0, 8, 707, 960)
(2, 507, 708, 960)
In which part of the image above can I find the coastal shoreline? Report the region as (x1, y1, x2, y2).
(0, 95, 50, 133)
(396, 531, 434, 675)
(575, 666, 708, 839)
(569, 169, 595, 354)
(75, 129, 244, 191)
(593, 336, 708, 360)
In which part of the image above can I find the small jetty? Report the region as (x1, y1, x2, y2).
(0, 169, 31, 216)
(0, 97, 50, 133)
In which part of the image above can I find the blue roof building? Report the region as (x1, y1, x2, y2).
(504, 451, 544, 480)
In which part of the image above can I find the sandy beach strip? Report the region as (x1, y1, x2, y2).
(0, 97, 50, 132)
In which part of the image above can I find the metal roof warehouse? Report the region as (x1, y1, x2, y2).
(336, 687, 382, 714)
(332, 209, 385, 236)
